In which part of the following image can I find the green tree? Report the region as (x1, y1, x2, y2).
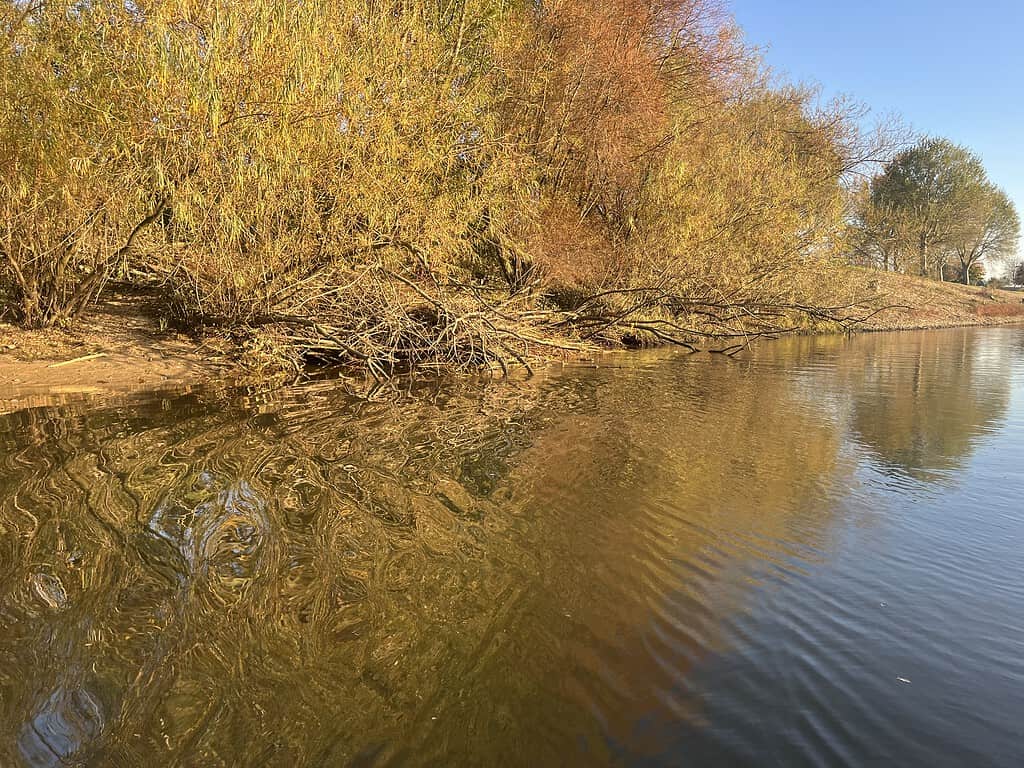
(950, 186, 1020, 284)
(857, 138, 1019, 283)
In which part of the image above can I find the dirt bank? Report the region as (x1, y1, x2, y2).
(0, 290, 236, 414)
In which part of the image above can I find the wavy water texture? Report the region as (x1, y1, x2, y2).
(1, 327, 1023, 767)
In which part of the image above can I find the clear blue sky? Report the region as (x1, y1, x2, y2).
(730, 0, 1024, 258)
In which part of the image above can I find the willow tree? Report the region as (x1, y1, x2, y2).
(3, 0, 538, 363)
(0, 1, 156, 326)
(0, 0, 894, 369)
(132, 0, 530, 320)
(589, 71, 872, 344)
(496, 0, 730, 291)
(496, 1, 879, 344)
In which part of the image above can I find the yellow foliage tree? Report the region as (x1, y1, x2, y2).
(2, 0, 891, 370)
(1, 1, 156, 326)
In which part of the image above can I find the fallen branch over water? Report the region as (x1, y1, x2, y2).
(193, 264, 897, 377)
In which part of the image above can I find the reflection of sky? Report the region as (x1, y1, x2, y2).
(668, 351, 1024, 766)
(18, 687, 105, 768)
(146, 472, 268, 588)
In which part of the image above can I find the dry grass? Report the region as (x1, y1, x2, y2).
(975, 302, 1024, 318)
(846, 268, 1024, 330)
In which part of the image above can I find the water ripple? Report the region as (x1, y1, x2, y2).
(1, 327, 1023, 766)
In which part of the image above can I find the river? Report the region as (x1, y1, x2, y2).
(1, 327, 1022, 767)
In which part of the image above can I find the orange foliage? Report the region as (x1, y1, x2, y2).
(503, 1, 725, 226)
(528, 203, 626, 296)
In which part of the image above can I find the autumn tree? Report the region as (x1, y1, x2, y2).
(496, 0, 732, 288)
(0, 1, 156, 326)
(1, 1, 523, 312)
(856, 138, 1019, 283)
(0, 0, 928, 370)
(641, 86, 849, 295)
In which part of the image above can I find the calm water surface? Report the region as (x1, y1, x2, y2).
(1, 327, 1023, 767)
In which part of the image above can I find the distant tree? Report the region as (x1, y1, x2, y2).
(950, 186, 1020, 284)
(855, 138, 1020, 283)
(848, 181, 910, 272)
(1014, 262, 1024, 286)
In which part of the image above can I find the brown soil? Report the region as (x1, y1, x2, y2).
(0, 289, 237, 414)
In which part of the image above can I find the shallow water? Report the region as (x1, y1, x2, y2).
(1, 327, 1023, 767)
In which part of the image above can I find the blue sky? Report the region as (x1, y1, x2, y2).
(729, 0, 1023, 255)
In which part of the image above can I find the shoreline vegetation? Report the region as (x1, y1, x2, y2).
(3, 271, 1024, 413)
(2, 1, 1021, 387)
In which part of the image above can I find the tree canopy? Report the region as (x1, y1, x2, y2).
(0, 1, 927, 371)
(853, 138, 1020, 284)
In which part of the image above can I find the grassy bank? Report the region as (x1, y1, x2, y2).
(850, 270, 1024, 331)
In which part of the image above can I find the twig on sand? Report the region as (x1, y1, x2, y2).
(47, 353, 107, 368)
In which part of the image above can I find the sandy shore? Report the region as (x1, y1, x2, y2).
(0, 292, 236, 414)
(2, 274, 1023, 415)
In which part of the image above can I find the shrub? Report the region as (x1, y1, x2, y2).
(0, 1, 158, 326)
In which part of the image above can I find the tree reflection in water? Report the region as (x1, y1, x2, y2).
(0, 327, 1015, 766)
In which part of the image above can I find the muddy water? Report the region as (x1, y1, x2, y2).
(1, 327, 1023, 767)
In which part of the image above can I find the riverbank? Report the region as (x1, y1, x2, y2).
(0, 290, 236, 414)
(850, 269, 1024, 331)
(3, 272, 1023, 414)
